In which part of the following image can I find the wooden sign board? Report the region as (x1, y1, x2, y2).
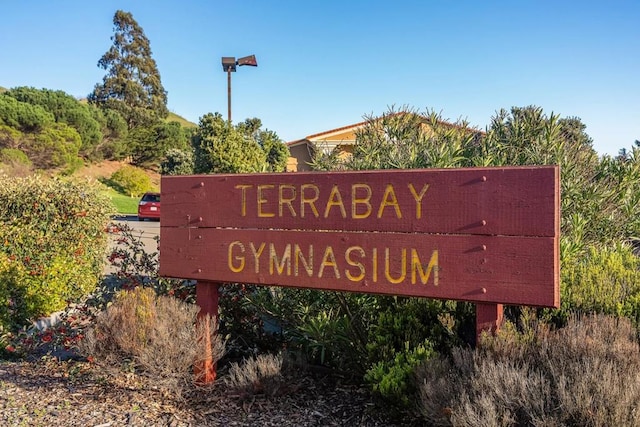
(160, 166, 559, 308)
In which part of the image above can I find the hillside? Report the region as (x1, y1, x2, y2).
(76, 97, 197, 128)
(73, 160, 160, 189)
(166, 111, 197, 128)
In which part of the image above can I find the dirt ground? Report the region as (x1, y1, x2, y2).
(0, 358, 413, 426)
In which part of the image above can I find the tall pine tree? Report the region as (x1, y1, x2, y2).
(89, 10, 168, 129)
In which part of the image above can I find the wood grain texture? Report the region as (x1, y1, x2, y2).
(160, 166, 560, 308)
(160, 166, 559, 237)
(476, 303, 505, 343)
(160, 227, 558, 307)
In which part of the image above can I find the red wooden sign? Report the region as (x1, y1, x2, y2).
(160, 166, 560, 308)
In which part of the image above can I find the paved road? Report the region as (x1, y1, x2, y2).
(105, 215, 160, 274)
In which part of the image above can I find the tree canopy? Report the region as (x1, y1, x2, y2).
(88, 10, 168, 129)
(236, 118, 290, 172)
(5, 87, 103, 155)
(0, 95, 55, 132)
(192, 113, 289, 174)
(128, 121, 189, 166)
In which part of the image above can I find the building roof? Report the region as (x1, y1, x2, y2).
(286, 113, 482, 147)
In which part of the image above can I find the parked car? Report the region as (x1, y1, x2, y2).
(138, 192, 160, 221)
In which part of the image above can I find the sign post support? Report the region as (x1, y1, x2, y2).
(475, 303, 504, 344)
(194, 281, 219, 384)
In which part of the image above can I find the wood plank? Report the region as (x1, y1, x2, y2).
(159, 227, 559, 307)
(160, 166, 559, 237)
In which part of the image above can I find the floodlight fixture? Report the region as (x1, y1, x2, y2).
(221, 57, 237, 72)
(221, 54, 258, 122)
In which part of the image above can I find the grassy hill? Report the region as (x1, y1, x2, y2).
(72, 160, 161, 214)
(166, 111, 197, 128)
(76, 97, 197, 128)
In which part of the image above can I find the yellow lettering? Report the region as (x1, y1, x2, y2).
(250, 242, 266, 274)
(318, 246, 340, 278)
(235, 184, 253, 217)
(236, 240, 438, 287)
(385, 247, 407, 284)
(408, 184, 429, 220)
(324, 185, 347, 218)
(372, 247, 378, 283)
(294, 244, 314, 277)
(411, 249, 439, 285)
(279, 185, 297, 217)
(377, 184, 402, 219)
(228, 241, 245, 273)
(351, 184, 372, 219)
(257, 185, 275, 217)
(345, 246, 365, 281)
(269, 243, 291, 275)
(300, 184, 320, 218)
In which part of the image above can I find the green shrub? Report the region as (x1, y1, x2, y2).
(0, 148, 31, 166)
(0, 175, 113, 330)
(367, 298, 471, 361)
(20, 122, 82, 169)
(0, 95, 55, 132)
(5, 87, 103, 154)
(59, 155, 84, 176)
(292, 307, 353, 367)
(192, 112, 267, 174)
(554, 242, 640, 323)
(160, 148, 194, 175)
(0, 124, 23, 146)
(0, 253, 30, 332)
(365, 341, 435, 410)
(96, 139, 128, 161)
(130, 121, 189, 166)
(110, 165, 152, 197)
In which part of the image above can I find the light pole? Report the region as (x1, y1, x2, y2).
(221, 55, 257, 123)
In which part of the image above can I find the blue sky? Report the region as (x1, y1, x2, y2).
(1, 1, 638, 156)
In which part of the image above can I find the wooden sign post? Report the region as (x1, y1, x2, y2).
(159, 166, 560, 383)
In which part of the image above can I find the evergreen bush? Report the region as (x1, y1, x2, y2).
(0, 148, 31, 166)
(109, 165, 152, 197)
(160, 148, 194, 175)
(0, 175, 112, 330)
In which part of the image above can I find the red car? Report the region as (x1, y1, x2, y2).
(138, 192, 160, 221)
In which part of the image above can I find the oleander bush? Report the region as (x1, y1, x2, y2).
(0, 175, 112, 332)
(304, 106, 640, 417)
(554, 242, 640, 325)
